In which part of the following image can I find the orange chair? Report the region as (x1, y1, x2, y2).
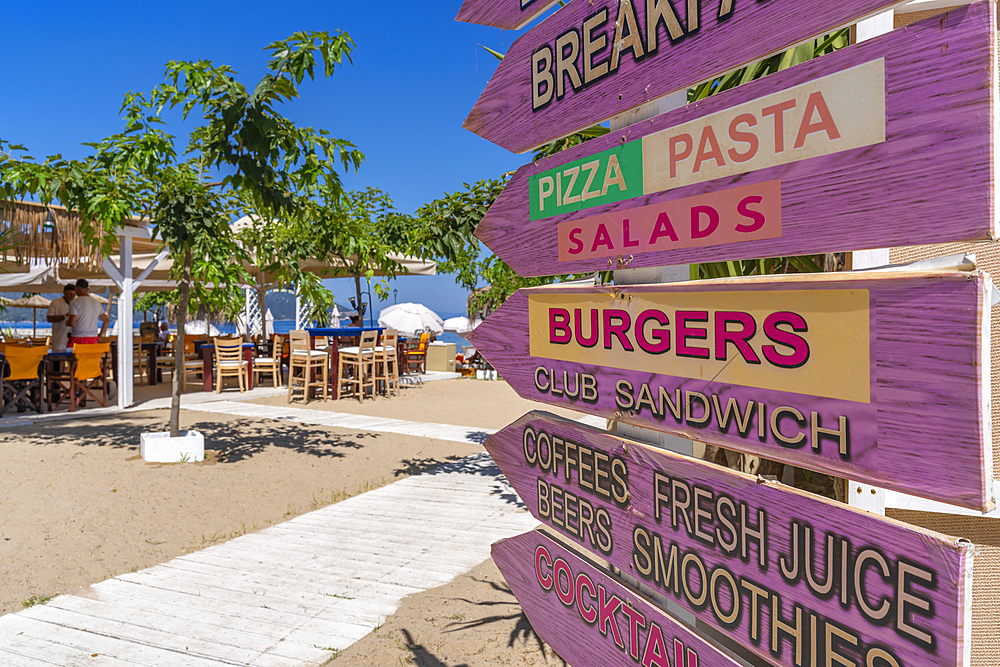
(0, 345, 49, 416)
(405, 333, 430, 375)
(70, 343, 111, 410)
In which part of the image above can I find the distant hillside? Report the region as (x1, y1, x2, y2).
(266, 291, 297, 320)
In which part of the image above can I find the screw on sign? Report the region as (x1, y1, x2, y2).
(464, 0, 930, 154)
(488, 413, 975, 667)
(467, 271, 995, 512)
(474, 4, 997, 277)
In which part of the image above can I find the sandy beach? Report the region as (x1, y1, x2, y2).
(0, 377, 568, 664)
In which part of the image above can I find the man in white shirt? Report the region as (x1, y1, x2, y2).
(67, 279, 109, 347)
(46, 284, 76, 352)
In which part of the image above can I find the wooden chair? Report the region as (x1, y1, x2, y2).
(28, 336, 51, 347)
(214, 337, 248, 393)
(133, 336, 149, 387)
(405, 333, 430, 375)
(287, 330, 327, 404)
(337, 330, 377, 401)
(155, 337, 175, 382)
(253, 335, 284, 388)
(374, 329, 399, 396)
(70, 343, 111, 410)
(0, 345, 48, 416)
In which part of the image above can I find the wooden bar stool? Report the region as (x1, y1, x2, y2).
(337, 330, 377, 401)
(288, 330, 328, 403)
(374, 329, 399, 397)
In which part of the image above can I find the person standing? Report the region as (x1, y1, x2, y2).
(46, 284, 76, 352)
(67, 279, 109, 347)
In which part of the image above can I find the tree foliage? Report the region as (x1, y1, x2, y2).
(0, 30, 361, 435)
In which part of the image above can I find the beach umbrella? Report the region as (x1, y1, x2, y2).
(8, 294, 51, 336)
(330, 304, 341, 329)
(443, 316, 482, 336)
(378, 302, 444, 337)
(265, 308, 275, 337)
(184, 320, 222, 337)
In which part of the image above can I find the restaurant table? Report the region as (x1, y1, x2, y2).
(141, 341, 164, 385)
(103, 341, 163, 385)
(305, 327, 386, 399)
(44, 352, 76, 412)
(198, 342, 256, 392)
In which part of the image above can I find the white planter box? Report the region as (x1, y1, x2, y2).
(141, 431, 205, 463)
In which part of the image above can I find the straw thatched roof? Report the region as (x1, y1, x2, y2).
(0, 200, 149, 271)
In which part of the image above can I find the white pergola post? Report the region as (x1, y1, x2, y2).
(295, 287, 311, 330)
(118, 236, 134, 408)
(102, 228, 166, 409)
(244, 287, 262, 337)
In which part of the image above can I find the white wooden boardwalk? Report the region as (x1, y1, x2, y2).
(0, 453, 538, 666)
(190, 399, 605, 443)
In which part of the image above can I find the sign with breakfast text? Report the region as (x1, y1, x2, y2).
(464, 0, 926, 153)
(455, 0, 564, 31)
(475, 4, 998, 276)
(494, 530, 748, 667)
(467, 272, 994, 511)
(489, 413, 976, 667)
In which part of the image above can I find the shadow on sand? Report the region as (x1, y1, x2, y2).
(0, 414, 376, 463)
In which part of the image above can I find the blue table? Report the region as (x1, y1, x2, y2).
(305, 327, 384, 338)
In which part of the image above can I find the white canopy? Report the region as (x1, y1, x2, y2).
(443, 316, 482, 336)
(378, 303, 444, 337)
(185, 320, 222, 337)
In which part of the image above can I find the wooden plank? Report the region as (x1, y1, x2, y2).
(96, 577, 379, 631)
(92, 578, 372, 641)
(0, 612, 235, 667)
(467, 272, 994, 510)
(26, 597, 320, 665)
(476, 4, 998, 276)
(464, 0, 923, 153)
(115, 570, 391, 624)
(488, 413, 976, 667)
(494, 530, 746, 667)
(455, 0, 563, 31)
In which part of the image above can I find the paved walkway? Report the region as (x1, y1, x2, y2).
(192, 400, 499, 446)
(0, 452, 538, 666)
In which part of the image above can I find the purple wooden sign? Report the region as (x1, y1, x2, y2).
(467, 272, 994, 511)
(456, 0, 563, 31)
(489, 413, 975, 667)
(464, 0, 922, 153)
(493, 530, 746, 667)
(476, 4, 997, 276)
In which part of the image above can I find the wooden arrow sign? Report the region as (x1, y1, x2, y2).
(467, 272, 994, 511)
(489, 414, 976, 667)
(493, 530, 747, 667)
(475, 4, 997, 276)
(464, 0, 926, 154)
(456, 0, 563, 31)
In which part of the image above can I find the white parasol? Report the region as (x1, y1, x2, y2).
(378, 303, 444, 337)
(184, 320, 222, 337)
(7, 294, 51, 336)
(443, 316, 482, 336)
(265, 308, 275, 337)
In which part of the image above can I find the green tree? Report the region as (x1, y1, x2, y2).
(0, 31, 361, 436)
(310, 186, 415, 316)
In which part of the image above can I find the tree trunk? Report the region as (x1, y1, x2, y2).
(257, 274, 267, 340)
(169, 248, 193, 438)
(354, 274, 363, 315)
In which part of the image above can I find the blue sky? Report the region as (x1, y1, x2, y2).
(0, 1, 539, 316)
